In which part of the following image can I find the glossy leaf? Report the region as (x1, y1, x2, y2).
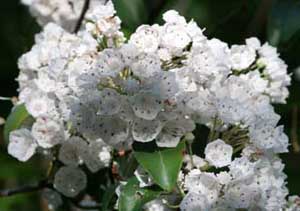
(3, 104, 30, 143)
(134, 142, 185, 191)
(118, 177, 161, 211)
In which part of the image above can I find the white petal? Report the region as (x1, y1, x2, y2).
(8, 129, 37, 162)
(31, 117, 65, 148)
(132, 118, 163, 143)
(94, 116, 129, 146)
(98, 88, 122, 116)
(58, 136, 87, 166)
(130, 92, 162, 120)
(205, 139, 233, 168)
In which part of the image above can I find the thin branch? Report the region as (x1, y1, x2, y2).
(0, 180, 50, 197)
(291, 104, 300, 153)
(73, 0, 91, 33)
(0, 96, 12, 101)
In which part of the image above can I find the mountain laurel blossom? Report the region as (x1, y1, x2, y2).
(5, 1, 299, 210)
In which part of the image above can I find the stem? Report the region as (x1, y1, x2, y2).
(233, 144, 245, 154)
(200, 164, 213, 172)
(0, 179, 50, 197)
(73, 0, 90, 33)
(0, 96, 12, 101)
(186, 142, 195, 168)
(176, 183, 185, 197)
(165, 203, 180, 209)
(291, 105, 300, 153)
(208, 117, 218, 142)
(162, 197, 180, 209)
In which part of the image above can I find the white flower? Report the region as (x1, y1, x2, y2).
(229, 157, 256, 180)
(132, 118, 163, 143)
(246, 37, 261, 50)
(184, 169, 221, 205)
(8, 129, 37, 162)
(216, 172, 232, 185)
(23, 90, 58, 118)
(129, 25, 160, 53)
(9, 4, 297, 208)
(184, 155, 207, 170)
(144, 199, 170, 211)
(97, 89, 122, 116)
(81, 139, 112, 172)
(54, 166, 87, 197)
(180, 192, 210, 211)
(230, 44, 256, 70)
(58, 136, 87, 166)
(163, 10, 186, 24)
(31, 117, 65, 148)
(225, 183, 258, 209)
(156, 118, 195, 147)
(249, 124, 289, 153)
(205, 139, 233, 168)
(129, 92, 162, 120)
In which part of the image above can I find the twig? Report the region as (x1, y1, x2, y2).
(208, 117, 218, 142)
(291, 105, 300, 153)
(0, 179, 50, 197)
(186, 142, 195, 168)
(0, 96, 12, 101)
(73, 0, 91, 33)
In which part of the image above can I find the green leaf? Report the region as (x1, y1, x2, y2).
(3, 104, 30, 142)
(112, 0, 148, 31)
(101, 184, 117, 211)
(134, 142, 185, 191)
(268, 0, 300, 46)
(116, 153, 138, 179)
(118, 177, 161, 211)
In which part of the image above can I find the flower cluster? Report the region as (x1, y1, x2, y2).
(7, 1, 299, 210)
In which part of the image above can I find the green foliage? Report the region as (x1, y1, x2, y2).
(0, 193, 40, 211)
(116, 153, 138, 179)
(118, 177, 162, 211)
(0, 153, 45, 211)
(268, 0, 300, 46)
(101, 184, 118, 211)
(134, 142, 185, 191)
(112, 0, 148, 32)
(3, 104, 30, 143)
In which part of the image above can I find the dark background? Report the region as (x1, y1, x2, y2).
(0, 0, 299, 210)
